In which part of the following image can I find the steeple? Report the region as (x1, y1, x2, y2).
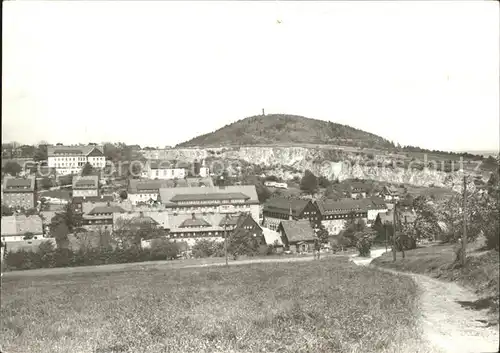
(288, 201, 293, 221)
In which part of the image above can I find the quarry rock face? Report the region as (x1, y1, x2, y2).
(142, 147, 464, 188)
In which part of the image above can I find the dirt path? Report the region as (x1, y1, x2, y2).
(352, 249, 499, 353)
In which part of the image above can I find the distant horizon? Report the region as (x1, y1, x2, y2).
(2, 111, 499, 155)
(2, 2, 499, 152)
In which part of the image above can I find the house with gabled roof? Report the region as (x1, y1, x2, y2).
(262, 196, 319, 231)
(2, 176, 36, 209)
(357, 197, 389, 223)
(47, 145, 105, 175)
(128, 179, 171, 205)
(376, 209, 417, 229)
(81, 203, 126, 231)
(72, 175, 99, 198)
(1, 215, 43, 242)
(278, 220, 317, 253)
(379, 185, 406, 202)
(141, 160, 187, 180)
(165, 211, 262, 248)
(315, 199, 369, 235)
(342, 181, 372, 199)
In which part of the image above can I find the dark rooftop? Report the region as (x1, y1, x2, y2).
(171, 192, 250, 202)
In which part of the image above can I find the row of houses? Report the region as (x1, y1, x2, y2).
(2, 182, 417, 255)
(262, 196, 390, 235)
(1, 174, 103, 210)
(328, 182, 406, 202)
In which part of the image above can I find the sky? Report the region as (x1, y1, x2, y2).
(2, 1, 499, 152)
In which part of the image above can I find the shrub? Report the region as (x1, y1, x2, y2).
(192, 239, 225, 258)
(356, 236, 372, 257)
(149, 238, 180, 260)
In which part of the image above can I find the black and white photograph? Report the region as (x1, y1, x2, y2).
(1, 1, 499, 353)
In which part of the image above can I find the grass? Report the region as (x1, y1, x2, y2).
(1, 257, 432, 353)
(372, 242, 499, 323)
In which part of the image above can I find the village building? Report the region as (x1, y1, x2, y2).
(141, 160, 187, 180)
(357, 197, 389, 224)
(262, 196, 320, 231)
(160, 185, 260, 222)
(2, 176, 36, 209)
(377, 209, 417, 226)
(315, 199, 369, 235)
(166, 211, 263, 247)
(71, 195, 115, 213)
(128, 179, 171, 205)
(379, 185, 406, 202)
(278, 220, 317, 253)
(192, 159, 210, 178)
(113, 210, 169, 233)
(81, 204, 126, 231)
(343, 182, 372, 199)
(261, 227, 284, 251)
(72, 175, 99, 198)
(1, 215, 44, 242)
(47, 145, 106, 175)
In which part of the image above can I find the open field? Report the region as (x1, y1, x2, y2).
(1, 257, 432, 353)
(372, 243, 499, 324)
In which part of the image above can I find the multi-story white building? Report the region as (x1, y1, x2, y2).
(47, 145, 106, 175)
(157, 185, 261, 247)
(160, 185, 260, 224)
(141, 160, 186, 180)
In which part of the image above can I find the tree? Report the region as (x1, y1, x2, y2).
(192, 239, 225, 258)
(38, 240, 56, 267)
(318, 176, 331, 189)
(40, 177, 53, 190)
(119, 190, 128, 200)
(1, 204, 14, 216)
(300, 170, 318, 195)
(339, 214, 371, 251)
(50, 221, 70, 249)
(20, 145, 36, 158)
(23, 232, 35, 240)
(113, 217, 162, 249)
(81, 162, 94, 176)
(316, 223, 329, 244)
(228, 229, 261, 260)
(265, 175, 280, 182)
(4, 161, 22, 176)
(50, 203, 82, 234)
(356, 231, 375, 257)
(33, 144, 48, 162)
(486, 170, 499, 195)
(25, 208, 38, 216)
(256, 184, 271, 203)
(150, 238, 180, 260)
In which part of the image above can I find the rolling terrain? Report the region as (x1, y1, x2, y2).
(177, 114, 395, 150)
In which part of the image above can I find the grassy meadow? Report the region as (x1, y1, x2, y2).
(1, 257, 432, 353)
(372, 242, 499, 323)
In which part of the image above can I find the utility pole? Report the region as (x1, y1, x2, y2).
(224, 220, 228, 267)
(392, 203, 397, 262)
(384, 222, 388, 252)
(461, 174, 467, 266)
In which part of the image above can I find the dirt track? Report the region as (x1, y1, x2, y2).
(352, 249, 499, 353)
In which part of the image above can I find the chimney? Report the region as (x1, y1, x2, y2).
(107, 201, 111, 206)
(191, 212, 196, 219)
